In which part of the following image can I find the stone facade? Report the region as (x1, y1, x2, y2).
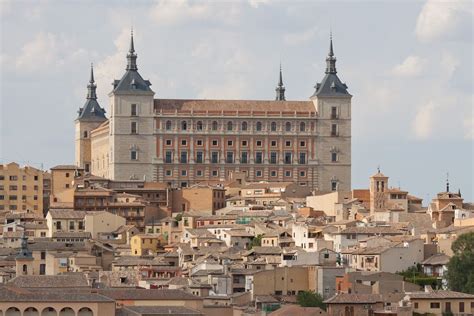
(76, 33, 352, 193)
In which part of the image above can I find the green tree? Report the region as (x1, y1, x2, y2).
(175, 213, 183, 222)
(446, 232, 474, 294)
(296, 291, 326, 309)
(248, 234, 262, 249)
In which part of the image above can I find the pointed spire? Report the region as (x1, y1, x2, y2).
(126, 28, 138, 71)
(86, 63, 97, 100)
(446, 172, 450, 192)
(325, 32, 337, 74)
(275, 62, 286, 101)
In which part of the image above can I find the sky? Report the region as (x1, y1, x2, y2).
(0, 0, 473, 203)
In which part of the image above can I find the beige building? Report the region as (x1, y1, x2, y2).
(405, 289, 474, 316)
(84, 210, 126, 239)
(0, 162, 50, 216)
(171, 184, 226, 214)
(50, 165, 83, 209)
(75, 32, 352, 192)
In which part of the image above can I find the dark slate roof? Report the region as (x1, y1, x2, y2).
(112, 70, 153, 95)
(312, 73, 350, 97)
(77, 98, 107, 122)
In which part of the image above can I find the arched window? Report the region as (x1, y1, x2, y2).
(241, 121, 248, 131)
(300, 122, 306, 132)
(285, 122, 292, 132)
(78, 307, 93, 316)
(212, 121, 218, 131)
(59, 308, 75, 316)
(227, 121, 233, 131)
(196, 121, 203, 131)
(181, 121, 187, 131)
(24, 307, 39, 316)
(165, 120, 172, 130)
(271, 122, 277, 131)
(256, 121, 262, 131)
(22, 264, 27, 274)
(5, 307, 20, 316)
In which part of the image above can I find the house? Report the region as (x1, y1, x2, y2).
(404, 288, 474, 316)
(421, 254, 450, 277)
(46, 209, 86, 237)
(130, 234, 164, 256)
(324, 293, 385, 316)
(84, 210, 126, 239)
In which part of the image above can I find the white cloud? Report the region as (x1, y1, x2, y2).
(413, 101, 437, 140)
(284, 27, 320, 45)
(415, 0, 472, 42)
(15, 32, 57, 72)
(463, 95, 474, 140)
(0, 0, 13, 16)
(248, 0, 270, 8)
(440, 52, 460, 79)
(149, 0, 240, 25)
(392, 55, 427, 77)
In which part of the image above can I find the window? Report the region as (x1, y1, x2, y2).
(300, 141, 306, 147)
(212, 170, 218, 177)
(22, 185, 27, 190)
(181, 121, 187, 130)
(255, 152, 263, 164)
(131, 104, 137, 116)
(241, 152, 248, 164)
(256, 121, 262, 131)
(9, 176, 17, 181)
(196, 170, 203, 177)
(165, 169, 172, 176)
(226, 152, 234, 163)
(131, 150, 138, 160)
(166, 120, 172, 130)
(430, 302, 440, 309)
(181, 139, 187, 146)
(212, 140, 218, 146)
(256, 140, 262, 147)
(196, 139, 203, 146)
(9, 195, 17, 200)
(300, 122, 306, 132)
(69, 221, 75, 230)
(270, 170, 277, 177)
(211, 152, 219, 163)
(227, 140, 233, 146)
(181, 170, 187, 176)
(165, 139, 172, 146)
(41, 251, 46, 260)
(332, 152, 338, 162)
(331, 106, 338, 119)
(285, 122, 292, 131)
(83, 131, 88, 138)
(165, 151, 172, 163)
(299, 153, 306, 164)
(227, 121, 233, 131)
(256, 170, 262, 177)
(212, 121, 218, 131)
(459, 302, 464, 312)
(284, 152, 292, 164)
(196, 152, 203, 163)
(285, 141, 291, 147)
(242, 140, 248, 146)
(285, 170, 291, 177)
(331, 124, 338, 136)
(180, 151, 188, 163)
(270, 152, 277, 164)
(300, 171, 306, 177)
(271, 122, 277, 131)
(34, 176, 38, 181)
(241, 121, 248, 131)
(196, 121, 203, 130)
(331, 181, 338, 191)
(78, 221, 84, 230)
(131, 122, 138, 134)
(271, 140, 277, 147)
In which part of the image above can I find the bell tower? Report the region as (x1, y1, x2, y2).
(370, 168, 389, 213)
(15, 234, 34, 276)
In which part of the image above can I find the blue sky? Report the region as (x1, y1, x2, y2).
(0, 0, 472, 202)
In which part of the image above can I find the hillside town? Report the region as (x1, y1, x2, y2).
(1, 4, 473, 315)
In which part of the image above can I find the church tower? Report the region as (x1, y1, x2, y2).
(369, 168, 389, 213)
(311, 34, 352, 192)
(275, 64, 286, 101)
(108, 30, 155, 180)
(75, 64, 107, 173)
(15, 234, 33, 276)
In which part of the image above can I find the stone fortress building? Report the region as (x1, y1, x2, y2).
(75, 31, 352, 192)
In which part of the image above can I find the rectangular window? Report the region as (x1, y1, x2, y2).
(285, 170, 291, 177)
(9, 176, 17, 181)
(285, 141, 291, 147)
(331, 124, 338, 136)
(69, 221, 75, 230)
(131, 104, 137, 116)
(270, 170, 277, 177)
(429, 302, 440, 309)
(299, 153, 306, 164)
(196, 170, 203, 177)
(131, 121, 138, 134)
(227, 140, 233, 146)
(165, 139, 172, 146)
(197, 140, 203, 146)
(40, 264, 46, 275)
(131, 150, 138, 160)
(331, 106, 338, 119)
(165, 151, 172, 163)
(212, 170, 218, 177)
(9, 185, 17, 190)
(256, 140, 262, 147)
(78, 221, 84, 230)
(22, 185, 27, 190)
(211, 152, 219, 164)
(181, 139, 187, 146)
(226, 152, 234, 163)
(331, 181, 337, 191)
(165, 170, 172, 176)
(212, 140, 218, 146)
(459, 302, 464, 312)
(271, 140, 277, 147)
(270, 152, 277, 164)
(9, 195, 17, 200)
(180, 151, 188, 163)
(196, 152, 203, 163)
(241, 152, 248, 164)
(300, 171, 306, 177)
(284, 152, 292, 164)
(255, 152, 263, 164)
(181, 170, 187, 176)
(41, 251, 46, 260)
(332, 152, 338, 162)
(300, 141, 306, 147)
(256, 170, 262, 177)
(34, 175, 38, 181)
(242, 140, 248, 146)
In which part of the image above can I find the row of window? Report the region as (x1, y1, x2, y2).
(165, 139, 309, 148)
(0, 175, 40, 181)
(0, 185, 40, 191)
(165, 120, 311, 132)
(0, 204, 38, 211)
(166, 168, 308, 178)
(55, 221, 84, 230)
(0, 194, 39, 200)
(164, 151, 309, 164)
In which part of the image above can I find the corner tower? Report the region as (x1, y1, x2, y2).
(311, 34, 352, 192)
(75, 64, 107, 173)
(108, 30, 155, 180)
